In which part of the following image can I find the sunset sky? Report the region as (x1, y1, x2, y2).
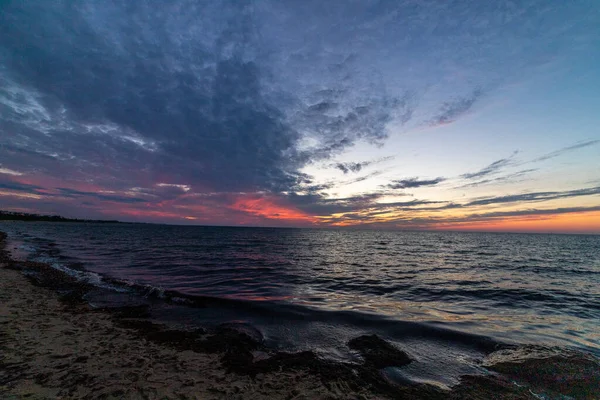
(1, 0, 599, 233)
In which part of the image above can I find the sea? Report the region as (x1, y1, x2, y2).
(2, 221, 599, 388)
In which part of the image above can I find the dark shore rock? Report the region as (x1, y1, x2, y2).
(217, 322, 264, 344)
(114, 317, 433, 398)
(489, 354, 600, 400)
(348, 334, 412, 369)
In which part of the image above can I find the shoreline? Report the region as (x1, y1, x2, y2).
(1, 230, 599, 399)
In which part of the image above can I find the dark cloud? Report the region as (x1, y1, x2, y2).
(457, 169, 538, 188)
(532, 140, 600, 162)
(287, 188, 446, 217)
(333, 156, 393, 174)
(296, 169, 389, 193)
(1, 144, 59, 161)
(345, 170, 388, 185)
(310, 185, 600, 226)
(56, 188, 148, 204)
(321, 204, 600, 229)
(296, 98, 406, 162)
(0, 1, 406, 197)
(461, 152, 517, 180)
(308, 102, 338, 113)
(288, 192, 386, 216)
(0, 179, 147, 204)
(0, 181, 44, 192)
(372, 199, 446, 209)
(466, 186, 600, 207)
(429, 89, 482, 126)
(314, 199, 451, 226)
(298, 182, 337, 193)
(468, 206, 600, 219)
(384, 177, 446, 189)
(335, 162, 369, 174)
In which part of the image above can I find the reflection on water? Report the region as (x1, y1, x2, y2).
(2, 222, 600, 353)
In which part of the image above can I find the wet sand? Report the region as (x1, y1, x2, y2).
(1, 231, 598, 399)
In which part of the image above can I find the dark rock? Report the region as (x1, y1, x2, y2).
(217, 322, 264, 343)
(193, 327, 208, 335)
(489, 354, 600, 400)
(199, 327, 261, 354)
(348, 334, 412, 369)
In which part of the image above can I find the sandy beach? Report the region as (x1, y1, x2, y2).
(1, 231, 599, 400)
(0, 236, 380, 399)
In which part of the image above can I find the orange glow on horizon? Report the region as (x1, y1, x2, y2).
(433, 211, 600, 234)
(231, 196, 316, 224)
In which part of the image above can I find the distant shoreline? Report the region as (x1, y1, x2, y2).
(0, 210, 120, 224)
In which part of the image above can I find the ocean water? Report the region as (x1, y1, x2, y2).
(2, 221, 599, 387)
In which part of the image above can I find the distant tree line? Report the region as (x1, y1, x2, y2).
(0, 210, 119, 223)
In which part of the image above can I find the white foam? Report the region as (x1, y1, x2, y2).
(31, 255, 130, 293)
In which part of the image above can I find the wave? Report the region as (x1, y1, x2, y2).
(3, 223, 599, 358)
(11, 243, 506, 356)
